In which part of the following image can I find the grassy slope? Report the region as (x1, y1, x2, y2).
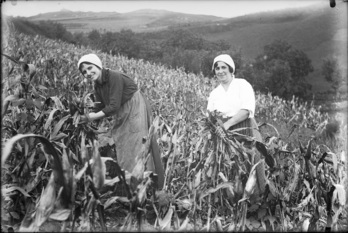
(25, 3, 347, 94)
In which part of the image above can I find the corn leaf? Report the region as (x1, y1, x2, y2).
(49, 208, 71, 221)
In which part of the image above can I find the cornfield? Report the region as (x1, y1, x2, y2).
(1, 27, 347, 232)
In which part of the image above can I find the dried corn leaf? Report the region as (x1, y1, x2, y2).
(136, 177, 152, 207)
(302, 218, 310, 231)
(243, 169, 257, 199)
(61, 149, 73, 206)
(199, 182, 234, 200)
(49, 208, 71, 221)
(35, 172, 56, 227)
(2, 185, 31, 197)
(329, 152, 338, 174)
(214, 216, 223, 231)
(80, 131, 88, 163)
(297, 193, 314, 209)
(49, 96, 65, 110)
(104, 196, 129, 210)
(178, 215, 190, 231)
(175, 199, 192, 211)
(50, 114, 70, 140)
(267, 180, 280, 198)
(333, 184, 346, 206)
(44, 108, 60, 130)
(194, 169, 202, 188)
(158, 205, 174, 230)
(75, 162, 88, 180)
(18, 223, 39, 232)
(91, 140, 105, 189)
(24, 166, 43, 194)
(104, 176, 121, 186)
(283, 163, 300, 201)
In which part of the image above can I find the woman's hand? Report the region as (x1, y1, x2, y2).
(85, 99, 101, 108)
(79, 111, 106, 124)
(223, 122, 230, 131)
(79, 114, 90, 124)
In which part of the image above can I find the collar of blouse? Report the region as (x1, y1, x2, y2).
(220, 74, 234, 90)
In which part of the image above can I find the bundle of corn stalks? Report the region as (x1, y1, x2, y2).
(190, 110, 268, 231)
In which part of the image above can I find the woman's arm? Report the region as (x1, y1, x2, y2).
(93, 91, 105, 113)
(223, 109, 249, 130)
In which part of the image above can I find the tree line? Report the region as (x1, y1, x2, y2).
(10, 17, 344, 102)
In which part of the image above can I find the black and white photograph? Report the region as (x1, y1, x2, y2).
(1, 0, 347, 232)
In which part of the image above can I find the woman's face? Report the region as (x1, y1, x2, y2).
(214, 61, 233, 84)
(80, 63, 102, 83)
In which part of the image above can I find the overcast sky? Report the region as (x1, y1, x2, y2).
(2, 0, 322, 18)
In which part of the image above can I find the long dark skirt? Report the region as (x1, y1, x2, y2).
(225, 117, 266, 196)
(111, 90, 164, 188)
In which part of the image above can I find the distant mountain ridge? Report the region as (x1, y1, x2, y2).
(27, 9, 224, 32)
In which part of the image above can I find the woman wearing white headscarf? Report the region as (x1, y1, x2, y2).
(77, 54, 164, 189)
(207, 54, 265, 195)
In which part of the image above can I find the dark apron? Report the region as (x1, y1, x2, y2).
(224, 117, 263, 143)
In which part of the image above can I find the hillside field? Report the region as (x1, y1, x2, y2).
(1, 24, 347, 232)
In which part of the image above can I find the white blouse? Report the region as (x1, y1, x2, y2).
(207, 78, 255, 118)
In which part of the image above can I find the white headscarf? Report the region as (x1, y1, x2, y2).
(77, 54, 102, 72)
(212, 54, 235, 74)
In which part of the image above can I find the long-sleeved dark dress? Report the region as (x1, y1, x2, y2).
(93, 68, 164, 188)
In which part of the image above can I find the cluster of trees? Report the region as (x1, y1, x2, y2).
(10, 17, 345, 101)
(245, 40, 314, 100)
(80, 28, 232, 76)
(321, 57, 346, 97)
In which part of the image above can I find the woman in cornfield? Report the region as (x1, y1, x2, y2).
(77, 54, 164, 189)
(207, 54, 266, 197)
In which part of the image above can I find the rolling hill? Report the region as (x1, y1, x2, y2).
(19, 1, 348, 96)
(27, 9, 224, 33)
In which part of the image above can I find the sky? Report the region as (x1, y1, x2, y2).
(2, 0, 321, 18)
